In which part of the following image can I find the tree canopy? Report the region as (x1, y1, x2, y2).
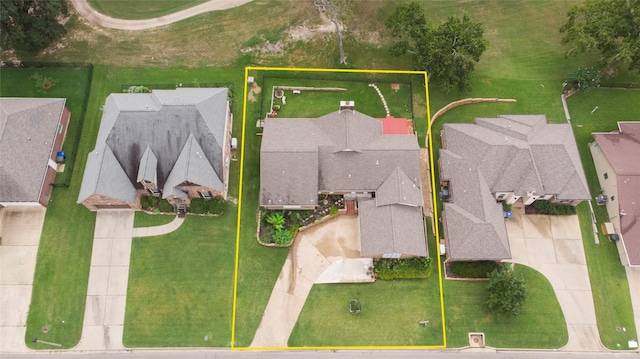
(0, 0, 69, 53)
(385, 1, 487, 92)
(560, 0, 640, 76)
(485, 268, 528, 317)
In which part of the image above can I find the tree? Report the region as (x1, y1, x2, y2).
(386, 1, 487, 92)
(485, 268, 528, 317)
(0, 0, 69, 53)
(314, 0, 353, 65)
(560, 0, 640, 76)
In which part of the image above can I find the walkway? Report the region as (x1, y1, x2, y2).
(250, 215, 372, 348)
(76, 211, 184, 351)
(0, 207, 46, 353)
(506, 208, 602, 351)
(71, 0, 253, 30)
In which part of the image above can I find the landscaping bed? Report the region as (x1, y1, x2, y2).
(525, 200, 576, 215)
(446, 261, 505, 279)
(258, 195, 344, 246)
(373, 257, 432, 280)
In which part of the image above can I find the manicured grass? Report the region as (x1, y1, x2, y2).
(566, 88, 640, 349)
(444, 265, 567, 349)
(124, 213, 237, 347)
(133, 211, 175, 228)
(0, 66, 94, 349)
(289, 278, 443, 347)
(87, 0, 209, 20)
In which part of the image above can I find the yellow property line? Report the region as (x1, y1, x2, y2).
(231, 66, 445, 350)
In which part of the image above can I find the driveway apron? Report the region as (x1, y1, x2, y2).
(0, 207, 46, 353)
(506, 209, 602, 351)
(76, 210, 134, 351)
(250, 215, 370, 348)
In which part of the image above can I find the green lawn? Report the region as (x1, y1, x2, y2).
(289, 278, 443, 347)
(133, 211, 175, 228)
(0, 66, 94, 349)
(566, 88, 640, 349)
(444, 265, 567, 348)
(124, 212, 237, 347)
(87, 0, 209, 20)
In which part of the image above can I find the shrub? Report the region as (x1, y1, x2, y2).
(449, 261, 503, 278)
(329, 206, 339, 216)
(373, 257, 432, 280)
(188, 198, 206, 214)
(140, 195, 159, 210)
(267, 211, 286, 230)
(273, 228, 294, 245)
(207, 197, 227, 215)
(532, 200, 576, 215)
(486, 268, 528, 317)
(158, 199, 174, 213)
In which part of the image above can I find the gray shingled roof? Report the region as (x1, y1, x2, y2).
(358, 199, 427, 257)
(0, 98, 66, 203)
(260, 110, 420, 207)
(440, 115, 589, 261)
(78, 88, 228, 204)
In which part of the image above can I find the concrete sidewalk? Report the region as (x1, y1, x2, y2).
(131, 216, 184, 237)
(250, 215, 371, 348)
(71, 0, 253, 30)
(0, 207, 46, 353)
(506, 209, 602, 351)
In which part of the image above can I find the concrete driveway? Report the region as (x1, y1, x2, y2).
(251, 215, 372, 348)
(0, 207, 47, 353)
(506, 208, 601, 351)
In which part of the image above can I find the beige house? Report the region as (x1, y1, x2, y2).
(590, 122, 640, 267)
(439, 115, 590, 262)
(78, 88, 232, 211)
(260, 108, 427, 258)
(0, 98, 71, 208)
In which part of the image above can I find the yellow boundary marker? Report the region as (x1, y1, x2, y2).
(231, 66, 445, 350)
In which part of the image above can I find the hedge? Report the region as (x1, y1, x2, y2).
(532, 200, 576, 215)
(373, 257, 432, 280)
(449, 261, 504, 278)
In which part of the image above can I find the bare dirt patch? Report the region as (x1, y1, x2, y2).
(247, 81, 262, 103)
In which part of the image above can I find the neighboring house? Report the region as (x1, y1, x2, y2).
(590, 122, 640, 267)
(260, 107, 427, 258)
(439, 115, 590, 262)
(78, 88, 232, 211)
(0, 98, 70, 208)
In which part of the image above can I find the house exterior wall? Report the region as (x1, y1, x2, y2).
(37, 106, 71, 207)
(589, 142, 621, 231)
(222, 101, 232, 199)
(81, 193, 136, 211)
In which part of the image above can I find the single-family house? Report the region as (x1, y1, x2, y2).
(439, 115, 590, 262)
(0, 98, 71, 208)
(260, 107, 427, 258)
(590, 122, 640, 267)
(78, 88, 232, 210)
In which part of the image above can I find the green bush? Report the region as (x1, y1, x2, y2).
(158, 199, 174, 213)
(188, 198, 206, 214)
(486, 268, 528, 317)
(449, 261, 503, 278)
(373, 257, 432, 280)
(329, 206, 339, 216)
(207, 197, 227, 215)
(532, 200, 576, 215)
(267, 211, 286, 230)
(273, 228, 294, 245)
(140, 195, 159, 210)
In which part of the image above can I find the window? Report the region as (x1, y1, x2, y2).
(604, 172, 609, 180)
(57, 124, 63, 134)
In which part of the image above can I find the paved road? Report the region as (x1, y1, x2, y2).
(71, 0, 253, 30)
(3, 349, 640, 359)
